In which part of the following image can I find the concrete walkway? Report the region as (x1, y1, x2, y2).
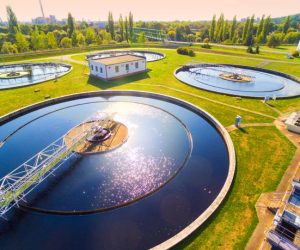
(226, 123, 274, 132)
(133, 83, 277, 120)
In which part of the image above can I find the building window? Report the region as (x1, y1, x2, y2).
(126, 64, 129, 71)
(135, 62, 139, 69)
(91, 65, 94, 70)
(95, 66, 98, 72)
(100, 67, 103, 73)
(115, 66, 119, 73)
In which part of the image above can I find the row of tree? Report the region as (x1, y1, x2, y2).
(1, 6, 299, 54)
(0, 7, 139, 54)
(165, 14, 300, 47)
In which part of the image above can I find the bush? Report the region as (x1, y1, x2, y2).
(201, 43, 211, 49)
(188, 49, 195, 56)
(292, 50, 299, 58)
(223, 39, 233, 45)
(177, 47, 195, 56)
(255, 45, 260, 54)
(247, 46, 254, 54)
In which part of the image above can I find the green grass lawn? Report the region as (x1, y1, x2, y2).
(177, 126, 296, 250)
(0, 45, 299, 249)
(190, 44, 300, 63)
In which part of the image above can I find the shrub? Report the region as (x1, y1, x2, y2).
(223, 39, 233, 45)
(247, 46, 254, 54)
(188, 49, 195, 56)
(292, 50, 299, 58)
(255, 45, 260, 54)
(177, 47, 195, 56)
(201, 43, 211, 49)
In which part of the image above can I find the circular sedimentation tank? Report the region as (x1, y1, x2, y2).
(87, 50, 165, 62)
(175, 64, 300, 98)
(0, 91, 235, 250)
(0, 62, 72, 90)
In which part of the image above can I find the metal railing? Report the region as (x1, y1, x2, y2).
(0, 112, 113, 218)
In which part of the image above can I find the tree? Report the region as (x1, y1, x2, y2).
(284, 32, 300, 44)
(30, 26, 40, 50)
(71, 31, 78, 47)
(260, 15, 271, 43)
(222, 20, 229, 41)
(15, 31, 29, 52)
(39, 31, 47, 49)
(77, 32, 85, 47)
(47, 32, 58, 49)
(1, 42, 18, 54)
(129, 12, 134, 41)
(108, 12, 115, 40)
(85, 27, 96, 45)
(119, 15, 124, 41)
(175, 26, 184, 41)
(6, 6, 19, 41)
(283, 16, 290, 34)
(214, 13, 224, 42)
(209, 15, 216, 42)
(138, 32, 146, 43)
(242, 17, 250, 41)
(60, 37, 72, 48)
(244, 15, 255, 46)
(100, 30, 112, 44)
(230, 16, 237, 40)
(67, 13, 76, 38)
(267, 33, 282, 47)
(167, 30, 176, 41)
(124, 16, 129, 42)
(256, 15, 265, 39)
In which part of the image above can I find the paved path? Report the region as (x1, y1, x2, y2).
(226, 123, 274, 132)
(257, 60, 271, 68)
(61, 55, 88, 66)
(133, 83, 277, 120)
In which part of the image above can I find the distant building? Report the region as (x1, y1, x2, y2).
(297, 41, 300, 52)
(88, 55, 147, 80)
(32, 15, 57, 24)
(90, 21, 106, 29)
(32, 17, 46, 25)
(49, 15, 57, 23)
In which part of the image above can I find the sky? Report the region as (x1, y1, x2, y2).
(0, 0, 299, 22)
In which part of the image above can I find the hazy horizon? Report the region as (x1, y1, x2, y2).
(0, 0, 299, 22)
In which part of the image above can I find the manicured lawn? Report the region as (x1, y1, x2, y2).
(0, 45, 298, 250)
(176, 126, 295, 250)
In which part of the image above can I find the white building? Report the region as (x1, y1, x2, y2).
(88, 55, 147, 80)
(285, 111, 300, 134)
(297, 41, 300, 52)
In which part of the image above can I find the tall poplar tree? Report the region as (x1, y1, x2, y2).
(209, 15, 216, 42)
(244, 15, 255, 45)
(242, 17, 250, 41)
(6, 6, 19, 41)
(108, 12, 115, 40)
(129, 12, 134, 41)
(67, 13, 76, 38)
(230, 16, 237, 40)
(256, 15, 265, 39)
(124, 16, 129, 42)
(283, 16, 290, 34)
(119, 15, 124, 41)
(261, 15, 271, 43)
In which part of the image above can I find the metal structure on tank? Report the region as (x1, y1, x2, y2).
(0, 112, 114, 219)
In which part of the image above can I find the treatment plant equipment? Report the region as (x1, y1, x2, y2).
(0, 112, 116, 219)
